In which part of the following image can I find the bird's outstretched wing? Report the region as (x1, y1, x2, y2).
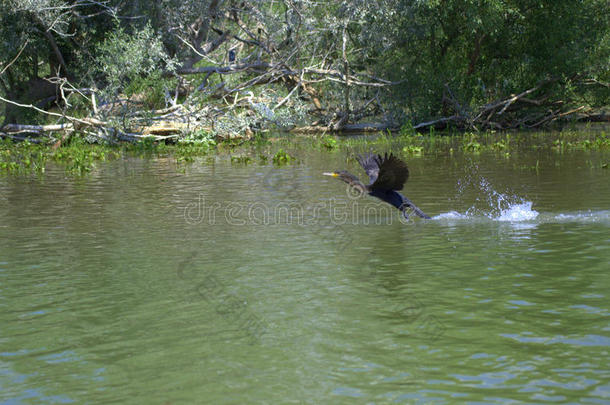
(356, 153, 380, 185)
(369, 153, 409, 191)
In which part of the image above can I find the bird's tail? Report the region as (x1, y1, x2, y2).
(400, 197, 431, 220)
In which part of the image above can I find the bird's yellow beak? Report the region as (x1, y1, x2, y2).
(323, 172, 338, 177)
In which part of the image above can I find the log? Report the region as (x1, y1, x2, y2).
(117, 133, 180, 142)
(140, 122, 189, 135)
(2, 123, 74, 133)
(0, 132, 46, 143)
(577, 113, 610, 122)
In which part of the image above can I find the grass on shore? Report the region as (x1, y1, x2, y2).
(1, 127, 608, 175)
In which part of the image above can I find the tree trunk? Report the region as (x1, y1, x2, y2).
(3, 78, 57, 124)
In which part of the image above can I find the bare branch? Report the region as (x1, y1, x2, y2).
(0, 95, 106, 127)
(0, 40, 30, 76)
(273, 82, 300, 111)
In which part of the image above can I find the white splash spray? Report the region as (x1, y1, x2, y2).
(435, 176, 539, 222)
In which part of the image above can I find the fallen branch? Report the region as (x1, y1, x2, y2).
(497, 85, 544, 115)
(413, 115, 466, 130)
(0, 132, 46, 143)
(118, 133, 180, 142)
(273, 82, 300, 111)
(2, 123, 74, 133)
(0, 95, 107, 127)
(473, 79, 557, 122)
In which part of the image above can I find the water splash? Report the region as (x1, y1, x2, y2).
(435, 176, 539, 222)
(496, 201, 539, 222)
(434, 173, 609, 225)
(477, 178, 538, 221)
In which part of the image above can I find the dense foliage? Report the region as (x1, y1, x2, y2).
(1, 0, 608, 137)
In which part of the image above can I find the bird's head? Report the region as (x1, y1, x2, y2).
(322, 171, 338, 177)
(323, 170, 346, 179)
(323, 170, 360, 185)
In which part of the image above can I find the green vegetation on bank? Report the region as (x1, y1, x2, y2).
(1, 129, 608, 176)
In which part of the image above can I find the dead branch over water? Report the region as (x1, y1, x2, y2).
(1, 66, 606, 145)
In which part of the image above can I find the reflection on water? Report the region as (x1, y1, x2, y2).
(1, 147, 609, 403)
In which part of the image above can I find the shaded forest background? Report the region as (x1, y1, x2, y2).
(1, 0, 608, 141)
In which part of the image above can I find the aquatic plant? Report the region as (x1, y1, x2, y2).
(321, 136, 338, 150)
(2, 127, 608, 178)
(490, 141, 507, 151)
(0, 140, 48, 174)
(403, 145, 423, 155)
(180, 129, 216, 148)
(272, 149, 295, 165)
(399, 122, 417, 138)
(52, 139, 116, 174)
(174, 143, 214, 163)
(252, 133, 270, 147)
(463, 133, 482, 152)
(231, 155, 252, 164)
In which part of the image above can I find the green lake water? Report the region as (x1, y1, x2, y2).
(1, 139, 609, 404)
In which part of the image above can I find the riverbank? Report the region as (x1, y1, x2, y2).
(1, 127, 608, 176)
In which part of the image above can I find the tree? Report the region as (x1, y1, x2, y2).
(1, 0, 608, 139)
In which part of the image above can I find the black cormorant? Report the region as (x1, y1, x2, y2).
(323, 153, 431, 220)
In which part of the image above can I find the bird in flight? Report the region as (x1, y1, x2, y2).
(323, 153, 431, 220)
